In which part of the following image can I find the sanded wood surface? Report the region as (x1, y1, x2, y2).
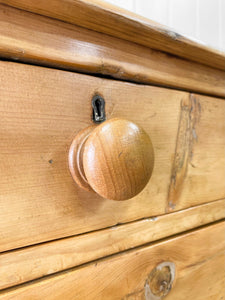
(167, 93, 225, 211)
(0, 200, 224, 290)
(1, 0, 225, 71)
(0, 222, 224, 299)
(0, 61, 224, 253)
(0, 61, 182, 252)
(1, 5, 224, 98)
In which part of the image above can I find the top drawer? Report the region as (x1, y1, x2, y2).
(0, 61, 224, 252)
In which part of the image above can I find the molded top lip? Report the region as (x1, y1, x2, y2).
(1, 0, 225, 70)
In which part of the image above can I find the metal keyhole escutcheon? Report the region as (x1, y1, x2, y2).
(92, 95, 105, 123)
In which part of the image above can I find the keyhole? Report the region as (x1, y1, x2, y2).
(95, 99, 101, 117)
(92, 95, 106, 123)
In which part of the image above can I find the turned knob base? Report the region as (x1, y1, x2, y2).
(69, 118, 154, 201)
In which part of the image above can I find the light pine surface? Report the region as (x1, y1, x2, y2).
(0, 61, 224, 253)
(0, 2, 224, 297)
(0, 222, 224, 300)
(1, 0, 225, 70)
(0, 5, 224, 98)
(0, 199, 224, 290)
(167, 93, 225, 211)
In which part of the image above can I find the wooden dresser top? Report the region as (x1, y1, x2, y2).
(0, 0, 225, 98)
(1, 0, 225, 70)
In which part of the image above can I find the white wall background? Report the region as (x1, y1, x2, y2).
(104, 0, 225, 53)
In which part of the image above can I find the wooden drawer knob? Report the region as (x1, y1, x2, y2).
(69, 118, 154, 200)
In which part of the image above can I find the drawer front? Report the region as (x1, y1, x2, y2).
(0, 222, 224, 299)
(0, 61, 224, 252)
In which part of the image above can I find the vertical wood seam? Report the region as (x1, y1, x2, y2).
(167, 93, 201, 212)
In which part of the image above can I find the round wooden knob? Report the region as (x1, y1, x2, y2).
(69, 118, 154, 200)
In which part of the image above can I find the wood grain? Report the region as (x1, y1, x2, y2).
(1, 0, 225, 70)
(0, 199, 224, 290)
(0, 222, 224, 299)
(0, 60, 183, 252)
(0, 61, 224, 253)
(81, 118, 154, 200)
(167, 93, 225, 211)
(0, 5, 225, 97)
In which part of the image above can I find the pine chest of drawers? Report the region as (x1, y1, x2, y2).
(0, 1, 224, 299)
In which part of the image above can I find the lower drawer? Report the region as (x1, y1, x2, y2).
(0, 221, 224, 300)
